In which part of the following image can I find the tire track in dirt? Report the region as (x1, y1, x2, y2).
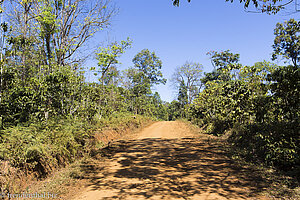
(72, 121, 269, 200)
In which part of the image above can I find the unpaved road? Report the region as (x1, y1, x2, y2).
(72, 121, 268, 200)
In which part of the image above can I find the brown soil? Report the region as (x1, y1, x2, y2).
(71, 121, 269, 200)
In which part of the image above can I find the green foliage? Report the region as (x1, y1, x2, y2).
(207, 50, 240, 69)
(94, 38, 132, 85)
(0, 65, 84, 126)
(202, 50, 240, 85)
(178, 80, 188, 107)
(132, 49, 167, 86)
(0, 33, 168, 178)
(167, 100, 182, 121)
(272, 19, 300, 67)
(173, 0, 295, 14)
(116, 50, 168, 117)
(201, 70, 224, 85)
(186, 21, 299, 169)
(0, 0, 170, 188)
(0, 118, 87, 173)
(229, 121, 299, 167)
(194, 63, 271, 127)
(0, 114, 152, 175)
(268, 65, 300, 122)
(190, 49, 299, 168)
(166, 80, 189, 120)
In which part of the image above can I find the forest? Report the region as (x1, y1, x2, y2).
(0, 0, 299, 198)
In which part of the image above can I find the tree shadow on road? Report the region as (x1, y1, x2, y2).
(81, 137, 270, 199)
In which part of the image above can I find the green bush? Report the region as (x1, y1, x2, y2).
(229, 122, 299, 169)
(0, 114, 152, 176)
(0, 118, 89, 174)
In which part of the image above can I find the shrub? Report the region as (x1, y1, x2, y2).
(229, 121, 299, 169)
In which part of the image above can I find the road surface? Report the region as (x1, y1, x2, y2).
(72, 121, 268, 200)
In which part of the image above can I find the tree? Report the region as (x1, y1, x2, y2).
(167, 100, 182, 120)
(149, 92, 168, 120)
(51, 0, 117, 66)
(172, 61, 203, 104)
(193, 62, 276, 134)
(177, 80, 188, 118)
(172, 0, 299, 14)
(120, 49, 166, 115)
(271, 19, 300, 125)
(132, 49, 166, 86)
(93, 38, 132, 85)
(272, 19, 300, 67)
(5, 0, 117, 68)
(202, 50, 241, 85)
(88, 39, 131, 119)
(207, 50, 240, 69)
(178, 80, 188, 106)
(270, 19, 300, 123)
(123, 68, 151, 115)
(4, 0, 42, 81)
(1, 0, 117, 123)
(268, 65, 299, 122)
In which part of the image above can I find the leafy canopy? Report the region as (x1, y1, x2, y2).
(172, 0, 297, 14)
(132, 49, 167, 86)
(272, 19, 300, 67)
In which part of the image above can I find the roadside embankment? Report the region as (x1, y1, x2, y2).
(0, 113, 153, 198)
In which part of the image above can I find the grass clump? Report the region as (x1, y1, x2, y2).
(0, 113, 152, 195)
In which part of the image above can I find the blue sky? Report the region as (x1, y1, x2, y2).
(85, 0, 298, 102)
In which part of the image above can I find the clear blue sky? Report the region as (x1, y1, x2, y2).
(85, 0, 298, 102)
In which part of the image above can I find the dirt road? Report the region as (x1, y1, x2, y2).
(72, 121, 268, 200)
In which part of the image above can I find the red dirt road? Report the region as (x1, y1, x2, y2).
(72, 121, 269, 200)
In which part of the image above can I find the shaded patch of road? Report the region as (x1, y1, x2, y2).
(75, 137, 270, 200)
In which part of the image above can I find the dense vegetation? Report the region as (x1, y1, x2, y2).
(0, 0, 298, 196)
(171, 19, 299, 169)
(0, 0, 168, 182)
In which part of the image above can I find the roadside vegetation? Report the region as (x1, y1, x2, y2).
(172, 19, 299, 170)
(0, 0, 167, 195)
(0, 0, 298, 199)
(170, 19, 299, 198)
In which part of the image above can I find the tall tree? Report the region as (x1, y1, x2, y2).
(121, 49, 166, 115)
(177, 79, 188, 118)
(122, 67, 151, 115)
(270, 19, 300, 123)
(4, 0, 117, 68)
(4, 0, 41, 80)
(202, 50, 240, 85)
(172, 61, 203, 104)
(272, 18, 300, 67)
(207, 50, 240, 69)
(132, 49, 166, 86)
(178, 79, 188, 107)
(51, 0, 117, 66)
(93, 38, 132, 85)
